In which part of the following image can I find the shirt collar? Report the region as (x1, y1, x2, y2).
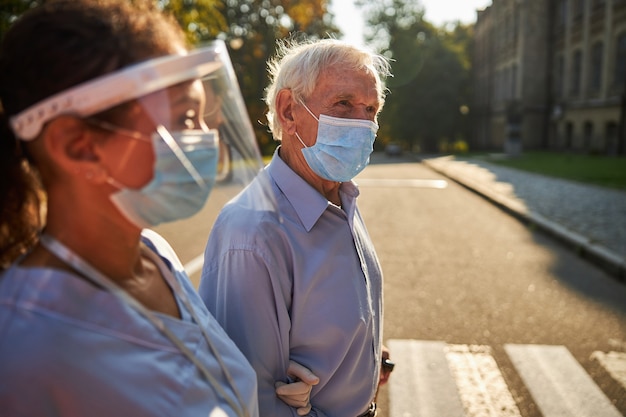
(267, 147, 359, 232)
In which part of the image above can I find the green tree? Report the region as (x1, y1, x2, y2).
(217, 0, 339, 154)
(358, 0, 473, 153)
(162, 0, 341, 154)
(0, 0, 42, 41)
(1, 0, 340, 155)
(160, 0, 227, 43)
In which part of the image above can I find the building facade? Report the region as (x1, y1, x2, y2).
(472, 0, 626, 154)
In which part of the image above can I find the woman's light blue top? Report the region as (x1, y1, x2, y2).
(199, 148, 383, 417)
(0, 229, 258, 417)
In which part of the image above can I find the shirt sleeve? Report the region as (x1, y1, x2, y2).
(200, 235, 298, 417)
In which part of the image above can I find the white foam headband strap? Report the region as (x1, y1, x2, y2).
(11, 44, 224, 141)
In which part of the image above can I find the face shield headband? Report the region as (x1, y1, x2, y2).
(10, 46, 223, 141)
(10, 39, 264, 187)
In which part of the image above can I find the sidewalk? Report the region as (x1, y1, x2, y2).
(421, 155, 626, 281)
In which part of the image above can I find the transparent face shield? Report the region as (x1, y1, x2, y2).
(133, 41, 264, 188)
(11, 40, 264, 229)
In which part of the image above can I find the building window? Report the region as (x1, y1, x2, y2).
(592, 0, 605, 9)
(589, 42, 603, 93)
(574, 0, 585, 18)
(504, 67, 509, 101)
(566, 122, 574, 148)
(493, 70, 500, 103)
(584, 121, 593, 149)
(557, 0, 568, 27)
(555, 55, 565, 98)
(606, 122, 618, 155)
(571, 50, 582, 96)
(615, 32, 626, 90)
(512, 64, 518, 99)
(500, 69, 506, 102)
(498, 69, 503, 102)
(513, 7, 520, 46)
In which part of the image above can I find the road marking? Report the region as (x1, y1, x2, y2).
(388, 339, 465, 417)
(389, 340, 625, 417)
(184, 253, 205, 276)
(504, 344, 622, 417)
(591, 351, 626, 391)
(356, 178, 448, 189)
(445, 344, 522, 417)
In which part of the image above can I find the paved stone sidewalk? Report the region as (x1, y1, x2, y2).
(422, 155, 626, 280)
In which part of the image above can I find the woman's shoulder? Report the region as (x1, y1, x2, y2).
(141, 229, 184, 270)
(141, 229, 176, 255)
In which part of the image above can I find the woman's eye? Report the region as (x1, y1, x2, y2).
(178, 109, 198, 129)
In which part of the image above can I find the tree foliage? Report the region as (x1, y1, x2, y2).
(1, 0, 339, 155)
(1, 0, 474, 155)
(163, 0, 340, 154)
(358, 0, 473, 153)
(160, 0, 227, 44)
(0, 0, 42, 40)
(215, 0, 339, 154)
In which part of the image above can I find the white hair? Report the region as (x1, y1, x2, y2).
(264, 37, 392, 141)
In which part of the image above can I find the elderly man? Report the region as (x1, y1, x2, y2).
(199, 38, 392, 417)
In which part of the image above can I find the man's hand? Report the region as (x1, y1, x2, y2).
(379, 344, 394, 387)
(275, 360, 320, 416)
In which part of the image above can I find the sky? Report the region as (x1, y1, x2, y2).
(329, 0, 493, 46)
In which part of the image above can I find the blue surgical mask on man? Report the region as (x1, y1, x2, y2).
(295, 101, 378, 182)
(109, 130, 219, 228)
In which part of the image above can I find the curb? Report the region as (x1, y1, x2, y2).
(421, 157, 626, 282)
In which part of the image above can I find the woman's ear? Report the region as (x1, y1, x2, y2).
(44, 116, 95, 161)
(276, 89, 297, 135)
(42, 116, 106, 183)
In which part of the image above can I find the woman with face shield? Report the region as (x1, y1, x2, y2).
(0, 1, 317, 416)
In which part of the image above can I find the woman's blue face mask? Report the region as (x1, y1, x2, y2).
(109, 129, 219, 228)
(295, 101, 378, 182)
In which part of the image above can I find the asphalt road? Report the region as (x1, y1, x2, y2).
(358, 154, 626, 417)
(154, 153, 626, 417)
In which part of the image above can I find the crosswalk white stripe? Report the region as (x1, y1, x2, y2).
(591, 351, 626, 392)
(388, 339, 465, 417)
(356, 178, 448, 189)
(445, 344, 522, 417)
(504, 344, 622, 417)
(184, 253, 204, 276)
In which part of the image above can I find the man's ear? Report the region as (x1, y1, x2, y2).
(276, 89, 297, 135)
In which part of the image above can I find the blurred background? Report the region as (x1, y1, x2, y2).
(5, 0, 623, 159)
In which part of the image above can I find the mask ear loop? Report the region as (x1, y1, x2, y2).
(85, 120, 207, 188)
(299, 99, 319, 122)
(83, 118, 149, 190)
(156, 125, 206, 187)
(295, 99, 319, 149)
(294, 132, 308, 149)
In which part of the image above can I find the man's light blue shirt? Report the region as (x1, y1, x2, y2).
(0, 230, 258, 417)
(199, 148, 383, 417)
